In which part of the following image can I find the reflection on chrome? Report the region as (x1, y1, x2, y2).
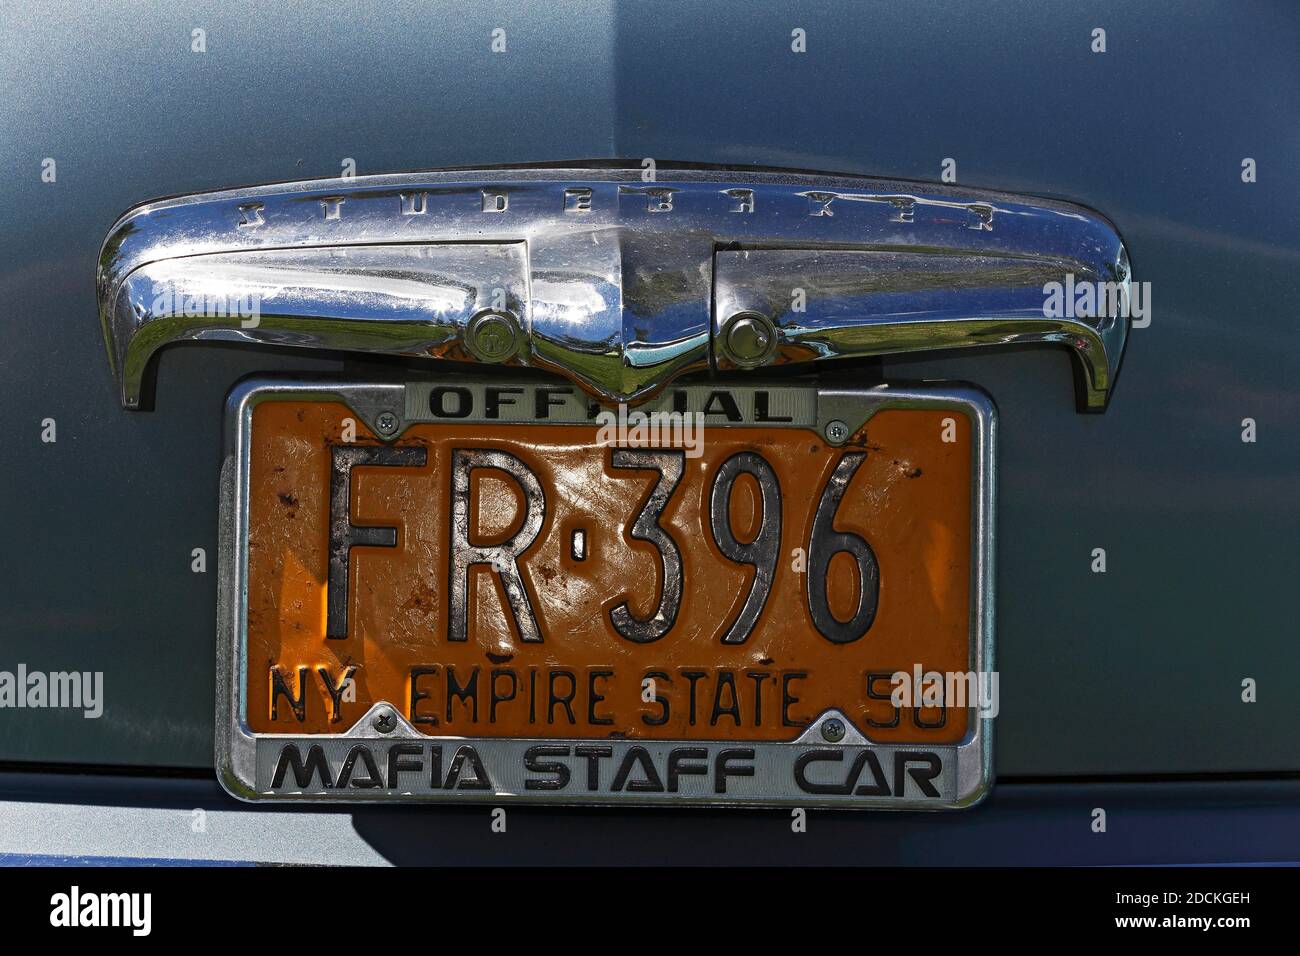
(99, 166, 1131, 412)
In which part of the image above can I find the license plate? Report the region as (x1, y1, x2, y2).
(217, 377, 994, 808)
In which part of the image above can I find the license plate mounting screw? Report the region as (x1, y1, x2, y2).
(824, 420, 849, 444)
(372, 709, 397, 733)
(374, 411, 400, 436)
(820, 717, 846, 742)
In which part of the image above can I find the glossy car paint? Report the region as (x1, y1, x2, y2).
(0, 0, 1297, 791)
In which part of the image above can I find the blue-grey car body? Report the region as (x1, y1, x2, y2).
(1, 0, 1297, 862)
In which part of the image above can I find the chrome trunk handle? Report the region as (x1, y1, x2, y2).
(98, 167, 1130, 411)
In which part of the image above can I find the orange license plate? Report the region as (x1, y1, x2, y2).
(217, 378, 994, 808)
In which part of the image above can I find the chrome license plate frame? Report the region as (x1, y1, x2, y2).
(216, 376, 995, 809)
